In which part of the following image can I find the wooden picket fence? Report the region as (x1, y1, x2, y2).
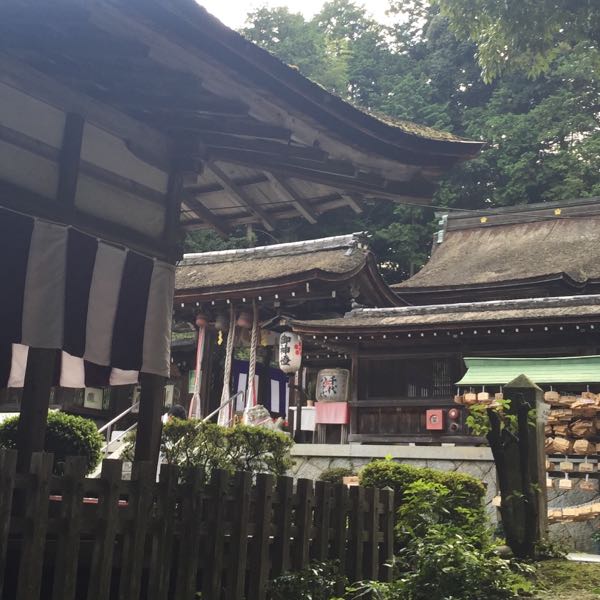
(0, 449, 395, 600)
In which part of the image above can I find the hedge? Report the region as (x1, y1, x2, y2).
(318, 466, 355, 485)
(359, 459, 486, 513)
(0, 411, 103, 474)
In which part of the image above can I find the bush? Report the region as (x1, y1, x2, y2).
(360, 458, 485, 511)
(125, 420, 294, 477)
(0, 411, 103, 474)
(394, 525, 531, 600)
(360, 459, 487, 547)
(269, 561, 347, 600)
(318, 466, 355, 485)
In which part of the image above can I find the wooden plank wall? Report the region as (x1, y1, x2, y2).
(0, 449, 394, 600)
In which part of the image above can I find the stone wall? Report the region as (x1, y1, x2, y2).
(289, 444, 499, 519)
(289, 444, 600, 551)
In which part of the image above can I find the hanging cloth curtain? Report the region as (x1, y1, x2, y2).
(246, 300, 259, 408)
(218, 305, 236, 426)
(0, 206, 175, 388)
(187, 324, 206, 419)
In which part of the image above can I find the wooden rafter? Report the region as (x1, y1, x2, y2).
(208, 163, 277, 232)
(57, 113, 84, 207)
(344, 194, 364, 214)
(214, 151, 434, 202)
(184, 174, 269, 196)
(263, 174, 317, 224)
(182, 196, 231, 238)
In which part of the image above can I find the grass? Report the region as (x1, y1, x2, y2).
(533, 559, 600, 599)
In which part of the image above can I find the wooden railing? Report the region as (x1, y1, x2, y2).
(0, 449, 394, 600)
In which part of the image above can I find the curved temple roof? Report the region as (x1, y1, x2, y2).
(0, 0, 482, 237)
(175, 233, 400, 307)
(394, 198, 600, 303)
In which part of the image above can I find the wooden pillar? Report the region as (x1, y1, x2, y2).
(199, 329, 215, 418)
(134, 373, 165, 466)
(16, 348, 58, 472)
(348, 345, 359, 441)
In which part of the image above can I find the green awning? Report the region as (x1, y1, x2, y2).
(457, 355, 600, 386)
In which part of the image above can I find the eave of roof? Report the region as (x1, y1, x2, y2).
(175, 233, 401, 307)
(394, 198, 600, 295)
(0, 0, 483, 237)
(291, 294, 600, 333)
(164, 0, 484, 159)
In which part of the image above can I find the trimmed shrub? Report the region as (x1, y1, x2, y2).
(359, 459, 485, 512)
(0, 411, 103, 474)
(124, 420, 294, 477)
(359, 459, 487, 545)
(318, 466, 354, 485)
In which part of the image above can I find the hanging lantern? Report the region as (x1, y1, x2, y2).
(195, 312, 209, 328)
(316, 368, 349, 402)
(278, 332, 302, 373)
(237, 311, 253, 329)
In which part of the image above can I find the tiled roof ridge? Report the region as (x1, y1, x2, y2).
(180, 232, 369, 266)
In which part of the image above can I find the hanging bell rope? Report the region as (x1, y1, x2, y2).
(188, 323, 206, 419)
(218, 304, 236, 427)
(246, 299, 259, 408)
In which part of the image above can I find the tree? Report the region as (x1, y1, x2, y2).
(434, 0, 600, 80)
(466, 377, 547, 559)
(201, 1, 600, 284)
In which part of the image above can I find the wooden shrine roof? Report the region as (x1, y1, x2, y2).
(0, 0, 482, 235)
(175, 233, 400, 307)
(393, 198, 600, 303)
(290, 295, 600, 335)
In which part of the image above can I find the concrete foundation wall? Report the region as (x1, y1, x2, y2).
(290, 444, 499, 519)
(289, 444, 598, 552)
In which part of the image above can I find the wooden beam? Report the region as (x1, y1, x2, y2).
(0, 178, 170, 260)
(0, 55, 172, 170)
(147, 112, 292, 141)
(344, 194, 364, 214)
(183, 173, 268, 196)
(57, 113, 84, 206)
(208, 162, 277, 232)
(208, 150, 434, 203)
(163, 170, 184, 261)
(16, 348, 58, 472)
(197, 131, 328, 162)
(264, 174, 317, 224)
(183, 196, 230, 238)
(134, 373, 165, 467)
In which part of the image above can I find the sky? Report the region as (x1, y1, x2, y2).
(199, 0, 390, 30)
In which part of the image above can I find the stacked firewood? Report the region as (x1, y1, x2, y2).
(544, 391, 600, 455)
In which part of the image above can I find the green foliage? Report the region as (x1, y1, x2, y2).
(268, 561, 347, 600)
(393, 523, 533, 599)
(434, 0, 600, 80)
(318, 466, 355, 485)
(232, 1, 600, 284)
(155, 420, 293, 477)
(0, 411, 103, 474)
(359, 459, 485, 514)
(466, 399, 536, 438)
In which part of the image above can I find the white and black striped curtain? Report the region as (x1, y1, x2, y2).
(0, 207, 174, 388)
